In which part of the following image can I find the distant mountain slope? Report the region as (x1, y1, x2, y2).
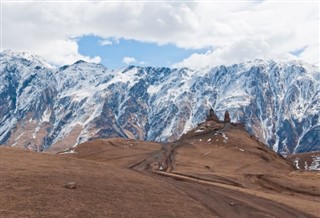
(0, 50, 319, 153)
(288, 151, 320, 171)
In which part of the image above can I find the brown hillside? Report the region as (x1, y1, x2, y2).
(1, 117, 320, 217)
(0, 146, 213, 218)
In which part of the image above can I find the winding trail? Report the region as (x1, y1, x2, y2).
(128, 141, 316, 218)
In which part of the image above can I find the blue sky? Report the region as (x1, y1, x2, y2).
(77, 35, 208, 69)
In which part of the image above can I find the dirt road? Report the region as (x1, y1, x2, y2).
(129, 149, 317, 218)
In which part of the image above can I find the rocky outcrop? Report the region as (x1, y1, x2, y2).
(65, 182, 76, 189)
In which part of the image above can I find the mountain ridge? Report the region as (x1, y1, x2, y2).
(0, 50, 319, 153)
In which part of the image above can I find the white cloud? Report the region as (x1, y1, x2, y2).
(122, 57, 137, 65)
(37, 39, 101, 66)
(98, 39, 113, 46)
(173, 36, 295, 69)
(173, 2, 319, 68)
(139, 61, 147, 65)
(2, 1, 319, 67)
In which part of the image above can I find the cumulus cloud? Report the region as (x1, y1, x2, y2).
(38, 39, 101, 66)
(173, 36, 295, 69)
(122, 57, 137, 65)
(173, 2, 319, 68)
(2, 1, 319, 67)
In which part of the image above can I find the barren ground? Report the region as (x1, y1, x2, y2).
(1, 122, 319, 217)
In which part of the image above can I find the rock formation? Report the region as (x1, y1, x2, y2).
(224, 111, 231, 123)
(65, 182, 76, 189)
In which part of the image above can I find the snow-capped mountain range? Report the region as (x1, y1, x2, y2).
(0, 50, 319, 153)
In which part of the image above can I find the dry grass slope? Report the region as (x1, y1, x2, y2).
(1, 119, 319, 217)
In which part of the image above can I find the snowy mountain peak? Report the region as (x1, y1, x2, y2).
(0, 51, 319, 153)
(1, 50, 55, 69)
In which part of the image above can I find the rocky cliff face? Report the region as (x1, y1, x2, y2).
(0, 51, 319, 153)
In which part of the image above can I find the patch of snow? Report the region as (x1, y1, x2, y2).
(294, 158, 300, 169)
(147, 85, 162, 95)
(195, 129, 203, 133)
(309, 156, 320, 171)
(134, 114, 141, 127)
(183, 117, 194, 134)
(222, 133, 228, 140)
(107, 68, 139, 88)
(33, 126, 40, 139)
(41, 108, 51, 122)
(15, 132, 24, 141)
(59, 149, 77, 154)
(161, 118, 175, 138)
(222, 133, 228, 143)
